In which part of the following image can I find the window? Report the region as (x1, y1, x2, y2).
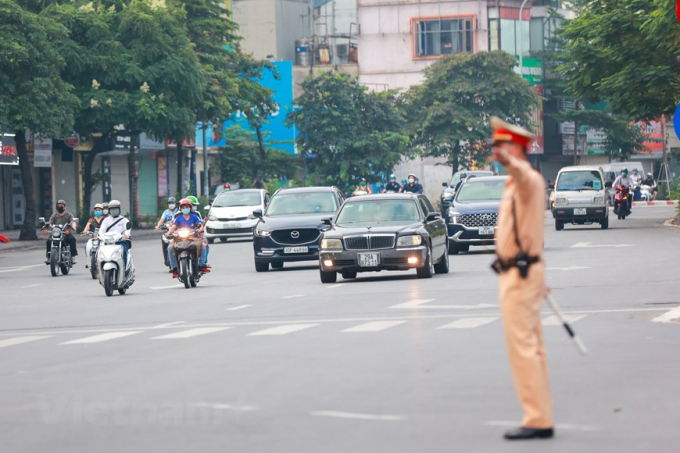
(414, 17, 474, 58)
(419, 196, 436, 215)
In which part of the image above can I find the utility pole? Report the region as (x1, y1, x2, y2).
(202, 122, 209, 198)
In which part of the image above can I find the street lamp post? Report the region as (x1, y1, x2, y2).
(519, 0, 530, 75)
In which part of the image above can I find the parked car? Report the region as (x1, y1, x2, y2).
(551, 165, 609, 230)
(204, 189, 269, 243)
(252, 187, 345, 272)
(318, 193, 448, 283)
(446, 176, 507, 254)
(440, 170, 495, 217)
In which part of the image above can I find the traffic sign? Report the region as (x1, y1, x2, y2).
(64, 133, 79, 148)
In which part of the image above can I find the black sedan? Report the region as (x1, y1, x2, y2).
(252, 186, 345, 272)
(318, 194, 449, 283)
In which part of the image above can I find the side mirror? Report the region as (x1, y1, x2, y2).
(442, 182, 448, 187)
(126, 222, 132, 229)
(73, 218, 79, 224)
(203, 205, 210, 211)
(252, 209, 263, 219)
(38, 217, 45, 225)
(321, 217, 333, 226)
(426, 212, 441, 222)
(605, 181, 613, 189)
(548, 183, 555, 190)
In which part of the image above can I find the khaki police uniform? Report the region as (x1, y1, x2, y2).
(492, 117, 553, 429)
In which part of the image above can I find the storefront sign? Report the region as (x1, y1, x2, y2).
(0, 133, 18, 165)
(514, 58, 544, 86)
(34, 138, 53, 168)
(586, 128, 607, 155)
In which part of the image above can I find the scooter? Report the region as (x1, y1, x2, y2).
(639, 184, 654, 202)
(40, 217, 77, 277)
(97, 227, 135, 297)
(171, 228, 204, 289)
(160, 222, 172, 268)
(613, 186, 631, 220)
(84, 228, 100, 280)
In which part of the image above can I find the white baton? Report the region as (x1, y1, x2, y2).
(545, 291, 588, 356)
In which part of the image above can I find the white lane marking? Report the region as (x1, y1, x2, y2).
(152, 327, 231, 340)
(542, 314, 587, 326)
(326, 284, 345, 289)
(342, 321, 406, 333)
(190, 402, 257, 412)
(571, 242, 633, 248)
(484, 420, 600, 432)
(282, 295, 304, 299)
(247, 324, 318, 336)
(20, 284, 43, 289)
(0, 335, 52, 349)
(149, 284, 184, 290)
(225, 305, 252, 311)
(547, 266, 591, 271)
(0, 264, 44, 274)
(437, 317, 499, 329)
(152, 321, 186, 329)
(61, 331, 141, 345)
(389, 299, 497, 310)
(651, 306, 680, 323)
(311, 411, 405, 421)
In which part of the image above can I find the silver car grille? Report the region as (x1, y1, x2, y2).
(459, 213, 498, 228)
(344, 235, 395, 250)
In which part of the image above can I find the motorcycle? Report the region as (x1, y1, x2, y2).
(613, 186, 631, 220)
(40, 217, 77, 277)
(97, 227, 135, 297)
(84, 229, 100, 280)
(160, 222, 172, 268)
(171, 228, 204, 289)
(639, 184, 654, 202)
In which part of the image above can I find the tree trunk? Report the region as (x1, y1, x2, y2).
(82, 136, 106, 222)
(573, 122, 580, 166)
(16, 131, 37, 241)
(450, 143, 460, 176)
(128, 134, 139, 226)
(253, 125, 266, 189)
(176, 141, 184, 196)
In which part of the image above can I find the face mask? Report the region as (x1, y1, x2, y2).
(621, 172, 627, 177)
(408, 179, 415, 184)
(94, 211, 103, 217)
(168, 204, 176, 210)
(390, 179, 396, 182)
(110, 208, 121, 217)
(56, 206, 65, 213)
(181, 208, 191, 215)
(360, 182, 367, 187)
(103, 209, 109, 215)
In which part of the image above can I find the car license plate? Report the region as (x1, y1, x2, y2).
(284, 246, 308, 254)
(226, 222, 242, 228)
(574, 208, 587, 215)
(358, 252, 379, 267)
(479, 226, 494, 235)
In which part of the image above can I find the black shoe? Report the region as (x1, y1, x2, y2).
(504, 427, 554, 440)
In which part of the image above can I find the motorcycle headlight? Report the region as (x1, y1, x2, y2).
(554, 198, 568, 206)
(52, 228, 60, 237)
(448, 209, 461, 224)
(593, 196, 605, 204)
(178, 229, 191, 238)
(320, 238, 343, 251)
(397, 235, 423, 247)
(254, 229, 271, 237)
(112, 249, 123, 260)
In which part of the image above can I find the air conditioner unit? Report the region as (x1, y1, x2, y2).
(336, 44, 348, 57)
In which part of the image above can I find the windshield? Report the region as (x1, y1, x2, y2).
(336, 200, 421, 225)
(556, 171, 603, 191)
(449, 171, 493, 187)
(213, 191, 262, 207)
(455, 180, 505, 202)
(266, 192, 338, 216)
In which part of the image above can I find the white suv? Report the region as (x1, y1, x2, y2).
(204, 189, 269, 243)
(551, 166, 609, 231)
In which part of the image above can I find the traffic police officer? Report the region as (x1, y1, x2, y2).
(490, 117, 553, 440)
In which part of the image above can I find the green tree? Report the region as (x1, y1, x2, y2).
(287, 72, 408, 187)
(404, 51, 538, 174)
(0, 0, 79, 240)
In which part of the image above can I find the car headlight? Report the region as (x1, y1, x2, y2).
(320, 238, 343, 250)
(448, 209, 461, 224)
(554, 198, 568, 206)
(254, 229, 271, 237)
(397, 235, 423, 247)
(247, 214, 256, 220)
(593, 196, 605, 204)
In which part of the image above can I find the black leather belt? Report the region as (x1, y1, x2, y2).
(491, 255, 541, 277)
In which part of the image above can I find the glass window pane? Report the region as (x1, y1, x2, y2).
(500, 19, 516, 56)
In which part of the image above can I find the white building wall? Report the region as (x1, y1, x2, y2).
(53, 149, 78, 210)
(233, 0, 278, 59)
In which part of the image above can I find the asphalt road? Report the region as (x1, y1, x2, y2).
(1, 206, 679, 453)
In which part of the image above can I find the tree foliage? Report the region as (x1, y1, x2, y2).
(404, 51, 538, 173)
(287, 72, 408, 186)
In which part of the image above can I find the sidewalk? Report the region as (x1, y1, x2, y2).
(0, 228, 160, 253)
(632, 200, 678, 207)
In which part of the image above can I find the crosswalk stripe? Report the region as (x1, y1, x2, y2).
(0, 335, 52, 349)
(437, 317, 499, 329)
(60, 332, 142, 345)
(341, 321, 406, 333)
(542, 315, 586, 326)
(247, 324, 318, 336)
(151, 327, 232, 340)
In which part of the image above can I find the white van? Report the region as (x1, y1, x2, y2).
(551, 165, 609, 231)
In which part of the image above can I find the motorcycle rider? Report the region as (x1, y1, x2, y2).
(165, 199, 206, 278)
(186, 195, 211, 270)
(613, 168, 634, 210)
(641, 172, 658, 201)
(352, 178, 373, 196)
(155, 197, 178, 229)
(82, 203, 106, 258)
(402, 173, 424, 194)
(383, 174, 402, 193)
(630, 169, 643, 200)
(45, 200, 78, 264)
(102, 202, 109, 216)
(98, 200, 132, 276)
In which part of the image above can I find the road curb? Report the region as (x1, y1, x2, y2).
(0, 229, 161, 254)
(632, 200, 678, 207)
(663, 219, 680, 228)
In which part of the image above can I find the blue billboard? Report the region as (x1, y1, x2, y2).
(195, 61, 296, 154)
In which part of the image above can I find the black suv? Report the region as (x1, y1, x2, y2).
(440, 170, 494, 217)
(252, 187, 345, 272)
